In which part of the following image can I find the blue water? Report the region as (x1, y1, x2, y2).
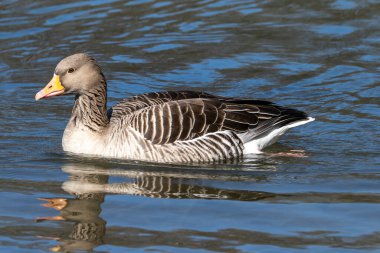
(0, 0, 379, 252)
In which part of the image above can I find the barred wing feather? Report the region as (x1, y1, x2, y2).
(111, 91, 308, 146)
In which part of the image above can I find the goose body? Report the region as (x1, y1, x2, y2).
(36, 53, 314, 163)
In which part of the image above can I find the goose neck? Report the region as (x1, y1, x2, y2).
(71, 83, 109, 131)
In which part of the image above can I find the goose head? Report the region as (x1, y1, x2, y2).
(35, 53, 104, 101)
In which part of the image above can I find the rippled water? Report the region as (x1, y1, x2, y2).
(1, 0, 379, 252)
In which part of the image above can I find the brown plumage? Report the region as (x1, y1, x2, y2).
(35, 53, 314, 163)
(111, 91, 310, 145)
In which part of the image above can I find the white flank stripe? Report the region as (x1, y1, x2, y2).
(243, 117, 315, 154)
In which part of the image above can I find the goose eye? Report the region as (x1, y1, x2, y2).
(68, 68, 75, 73)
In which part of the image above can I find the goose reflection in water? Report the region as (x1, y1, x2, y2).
(37, 164, 108, 252)
(36, 161, 276, 252)
(36, 162, 380, 252)
(61, 162, 276, 200)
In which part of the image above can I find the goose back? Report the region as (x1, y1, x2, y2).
(109, 91, 308, 145)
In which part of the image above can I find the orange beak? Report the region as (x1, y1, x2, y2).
(35, 74, 65, 101)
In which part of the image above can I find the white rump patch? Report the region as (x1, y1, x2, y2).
(243, 117, 315, 154)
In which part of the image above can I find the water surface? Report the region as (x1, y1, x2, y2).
(0, 0, 379, 252)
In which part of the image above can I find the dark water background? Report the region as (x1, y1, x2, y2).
(1, 0, 379, 252)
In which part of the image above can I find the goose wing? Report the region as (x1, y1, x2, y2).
(111, 91, 309, 145)
(109, 91, 217, 120)
(126, 98, 304, 145)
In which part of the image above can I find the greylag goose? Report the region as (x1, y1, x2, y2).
(35, 53, 314, 163)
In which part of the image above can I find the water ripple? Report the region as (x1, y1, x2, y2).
(1, 0, 380, 252)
